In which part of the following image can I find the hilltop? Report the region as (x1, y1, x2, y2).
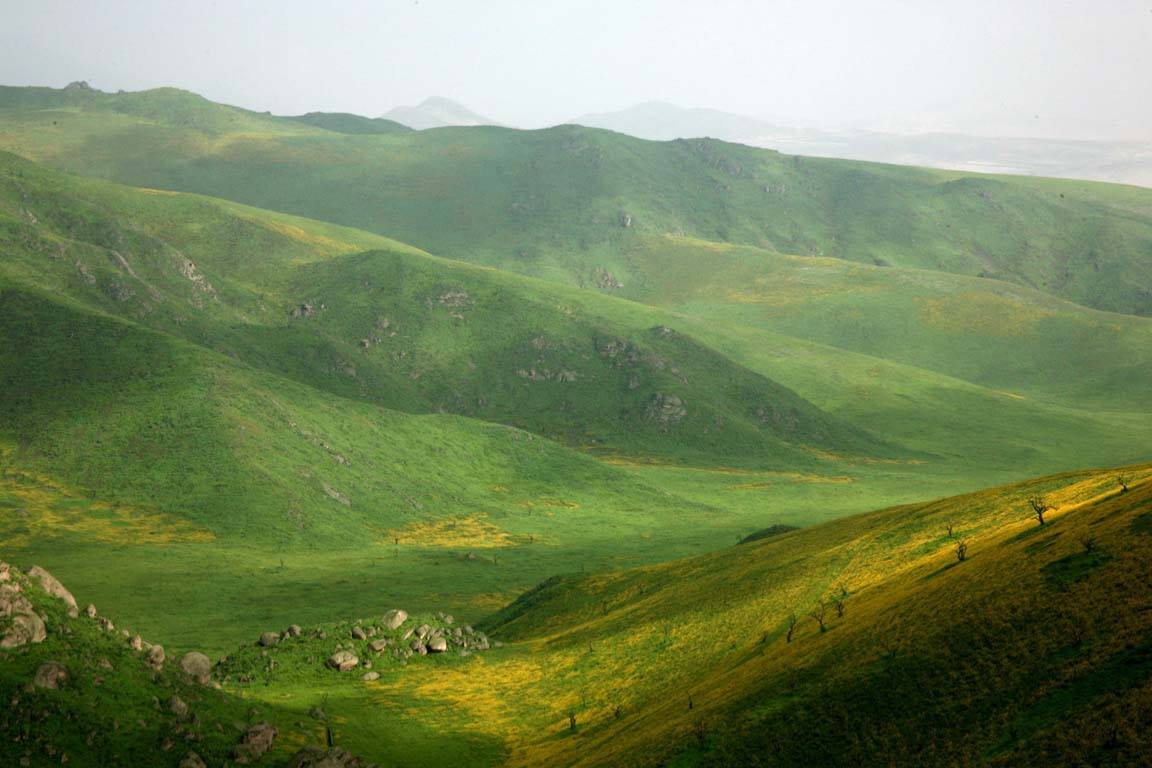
(1, 85, 1151, 317)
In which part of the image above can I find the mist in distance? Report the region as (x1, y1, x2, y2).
(3, 0, 1149, 142)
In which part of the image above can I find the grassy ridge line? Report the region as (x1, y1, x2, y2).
(1, 85, 1150, 316)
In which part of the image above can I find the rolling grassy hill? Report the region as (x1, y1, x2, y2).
(0, 149, 884, 467)
(3, 148, 1151, 655)
(12, 462, 1145, 767)
(2, 85, 1151, 768)
(2, 85, 1151, 317)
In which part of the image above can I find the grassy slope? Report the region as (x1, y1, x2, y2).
(213, 463, 1150, 767)
(0, 150, 883, 468)
(617, 233, 1152, 409)
(1, 85, 1151, 316)
(9, 464, 1148, 767)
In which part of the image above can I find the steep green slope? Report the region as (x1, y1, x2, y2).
(468, 464, 1152, 767)
(1, 85, 1151, 316)
(0, 150, 882, 467)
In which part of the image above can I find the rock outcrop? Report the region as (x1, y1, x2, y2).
(28, 565, 79, 617)
(233, 722, 277, 764)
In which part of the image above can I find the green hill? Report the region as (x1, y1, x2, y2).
(0, 150, 884, 467)
(2, 85, 1151, 316)
(14, 462, 1140, 768)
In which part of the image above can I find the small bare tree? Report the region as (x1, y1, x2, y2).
(1028, 496, 1052, 526)
(567, 709, 577, 731)
(809, 601, 828, 633)
(1117, 474, 1131, 494)
(832, 596, 845, 619)
(956, 540, 968, 562)
(946, 523, 954, 538)
(785, 612, 798, 643)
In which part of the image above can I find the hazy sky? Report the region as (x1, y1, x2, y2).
(3, 0, 1150, 140)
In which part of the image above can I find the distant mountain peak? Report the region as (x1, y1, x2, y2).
(382, 96, 499, 130)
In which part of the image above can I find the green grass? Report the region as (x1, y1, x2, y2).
(2, 84, 1152, 767)
(1, 84, 1151, 317)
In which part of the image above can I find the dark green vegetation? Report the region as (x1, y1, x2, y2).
(1, 83, 1151, 766)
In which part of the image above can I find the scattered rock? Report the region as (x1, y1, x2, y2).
(179, 652, 212, 684)
(287, 624, 303, 637)
(646, 392, 687, 425)
(27, 566, 79, 618)
(594, 266, 624, 290)
(258, 632, 280, 648)
(99, 617, 115, 633)
(361, 671, 380, 682)
(233, 722, 277, 764)
(350, 626, 367, 641)
(146, 644, 166, 669)
(326, 651, 359, 672)
(0, 563, 8, 582)
(410, 640, 427, 656)
(381, 609, 408, 630)
(179, 752, 207, 768)
(307, 706, 327, 721)
(368, 639, 389, 653)
(427, 637, 448, 654)
(286, 746, 366, 768)
(0, 582, 47, 649)
(322, 483, 351, 507)
(129, 635, 144, 652)
(31, 661, 68, 690)
(84, 604, 97, 619)
(168, 695, 188, 718)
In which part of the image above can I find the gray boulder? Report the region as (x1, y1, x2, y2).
(179, 651, 213, 684)
(32, 661, 68, 690)
(0, 583, 46, 649)
(27, 566, 79, 618)
(326, 651, 359, 672)
(258, 631, 280, 647)
(146, 644, 166, 669)
(179, 752, 207, 768)
(381, 609, 408, 630)
(350, 625, 367, 640)
(286, 746, 364, 768)
(361, 671, 380, 682)
(233, 722, 277, 764)
(168, 695, 189, 718)
(427, 637, 448, 653)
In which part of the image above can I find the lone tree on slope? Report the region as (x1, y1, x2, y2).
(1117, 473, 1131, 494)
(809, 601, 828, 633)
(785, 612, 799, 643)
(956, 540, 968, 562)
(1028, 495, 1052, 526)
